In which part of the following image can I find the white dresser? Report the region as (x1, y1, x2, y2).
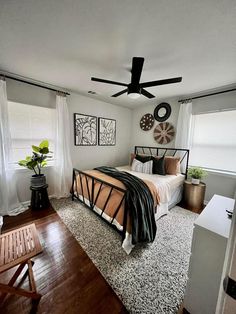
(184, 194, 235, 314)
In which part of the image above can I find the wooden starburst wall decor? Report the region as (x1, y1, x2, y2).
(140, 113, 155, 131)
(153, 122, 175, 144)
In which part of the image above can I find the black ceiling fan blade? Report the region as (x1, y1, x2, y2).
(141, 89, 155, 99)
(140, 77, 182, 88)
(91, 77, 128, 87)
(131, 57, 144, 85)
(111, 89, 128, 97)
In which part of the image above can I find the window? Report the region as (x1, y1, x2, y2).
(8, 101, 55, 164)
(190, 110, 236, 173)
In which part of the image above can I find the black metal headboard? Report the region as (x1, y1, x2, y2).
(134, 146, 189, 178)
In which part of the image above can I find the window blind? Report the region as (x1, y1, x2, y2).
(8, 101, 55, 163)
(190, 110, 236, 172)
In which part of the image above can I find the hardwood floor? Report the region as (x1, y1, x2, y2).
(0, 207, 128, 314)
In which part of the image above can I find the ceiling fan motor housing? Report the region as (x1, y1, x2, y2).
(127, 83, 141, 95)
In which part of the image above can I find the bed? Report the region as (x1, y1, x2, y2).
(71, 146, 189, 254)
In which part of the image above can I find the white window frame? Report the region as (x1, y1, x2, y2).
(189, 109, 236, 176)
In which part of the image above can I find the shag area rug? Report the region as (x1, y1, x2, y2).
(51, 198, 198, 314)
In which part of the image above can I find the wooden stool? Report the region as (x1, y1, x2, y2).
(0, 223, 43, 304)
(30, 184, 50, 210)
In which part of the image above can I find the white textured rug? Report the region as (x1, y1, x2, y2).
(51, 198, 198, 314)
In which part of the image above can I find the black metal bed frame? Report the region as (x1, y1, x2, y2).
(71, 146, 189, 240)
(134, 146, 189, 178)
(72, 167, 128, 240)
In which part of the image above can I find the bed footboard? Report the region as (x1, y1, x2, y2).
(71, 168, 128, 240)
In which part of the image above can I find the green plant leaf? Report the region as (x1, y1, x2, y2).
(188, 167, 207, 179)
(27, 160, 37, 168)
(18, 160, 27, 166)
(32, 155, 41, 162)
(39, 140, 49, 149)
(32, 145, 40, 153)
(40, 147, 49, 154)
(18, 140, 50, 175)
(41, 160, 47, 167)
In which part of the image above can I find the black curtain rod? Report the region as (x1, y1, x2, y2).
(0, 73, 70, 96)
(178, 87, 236, 103)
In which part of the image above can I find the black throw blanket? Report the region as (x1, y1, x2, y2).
(95, 166, 156, 245)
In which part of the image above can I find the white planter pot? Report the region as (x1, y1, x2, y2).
(191, 178, 200, 185)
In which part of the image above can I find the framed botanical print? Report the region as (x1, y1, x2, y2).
(74, 113, 97, 146)
(98, 117, 116, 146)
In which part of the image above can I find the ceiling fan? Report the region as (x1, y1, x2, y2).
(91, 57, 182, 99)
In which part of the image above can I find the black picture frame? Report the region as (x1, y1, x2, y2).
(74, 113, 97, 146)
(98, 117, 116, 146)
(154, 102, 172, 122)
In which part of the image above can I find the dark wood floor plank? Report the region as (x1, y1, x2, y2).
(1, 206, 55, 233)
(0, 207, 128, 314)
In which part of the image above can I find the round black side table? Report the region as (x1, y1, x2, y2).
(30, 184, 50, 210)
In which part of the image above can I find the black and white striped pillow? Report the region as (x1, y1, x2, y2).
(131, 158, 153, 174)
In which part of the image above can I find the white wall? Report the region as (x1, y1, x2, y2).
(69, 93, 131, 170)
(6, 79, 132, 202)
(130, 98, 180, 150)
(204, 173, 236, 202)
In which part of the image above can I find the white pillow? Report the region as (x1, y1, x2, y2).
(131, 158, 153, 174)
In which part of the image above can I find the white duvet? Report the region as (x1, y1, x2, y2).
(117, 165, 185, 204)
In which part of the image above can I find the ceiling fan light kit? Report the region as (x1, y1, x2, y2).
(91, 57, 182, 99)
(128, 92, 140, 99)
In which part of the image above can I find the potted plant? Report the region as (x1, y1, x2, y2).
(188, 167, 207, 185)
(18, 140, 52, 187)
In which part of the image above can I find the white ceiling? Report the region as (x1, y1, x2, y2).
(0, 0, 236, 108)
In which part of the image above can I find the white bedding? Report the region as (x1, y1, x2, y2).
(117, 165, 185, 221)
(117, 165, 185, 205)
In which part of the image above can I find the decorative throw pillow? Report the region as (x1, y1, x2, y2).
(164, 156, 181, 175)
(131, 158, 153, 174)
(152, 156, 166, 175)
(135, 154, 152, 163)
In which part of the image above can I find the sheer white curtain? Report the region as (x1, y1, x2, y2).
(0, 78, 25, 216)
(175, 100, 192, 173)
(175, 100, 192, 149)
(52, 94, 73, 198)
